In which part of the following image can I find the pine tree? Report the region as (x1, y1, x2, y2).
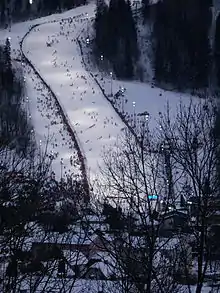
(125, 0, 138, 58)
(0, 0, 6, 26)
(94, 0, 108, 56)
(107, 0, 121, 59)
(142, 0, 149, 20)
(3, 38, 13, 89)
(24, 0, 31, 17)
(37, 0, 43, 15)
(215, 14, 220, 86)
(63, 0, 74, 9)
(93, 0, 138, 79)
(13, 0, 22, 18)
(153, 0, 211, 89)
(124, 39, 134, 78)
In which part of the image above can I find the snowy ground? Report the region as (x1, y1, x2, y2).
(80, 40, 198, 134)
(0, 3, 216, 293)
(22, 14, 125, 183)
(0, 2, 198, 184)
(78, 17, 200, 135)
(23, 61, 83, 179)
(0, 5, 96, 180)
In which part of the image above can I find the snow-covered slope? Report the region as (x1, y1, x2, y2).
(22, 16, 125, 182)
(0, 1, 198, 185)
(0, 5, 96, 180)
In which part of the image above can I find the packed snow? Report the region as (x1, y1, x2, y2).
(22, 16, 125, 183)
(0, 2, 198, 185)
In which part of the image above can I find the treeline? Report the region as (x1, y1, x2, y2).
(93, 0, 217, 90)
(34, 0, 87, 15)
(0, 38, 34, 156)
(0, 0, 87, 24)
(214, 13, 220, 87)
(94, 0, 138, 79)
(153, 0, 212, 90)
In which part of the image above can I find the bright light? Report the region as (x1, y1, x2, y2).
(29, 0, 33, 4)
(148, 195, 158, 200)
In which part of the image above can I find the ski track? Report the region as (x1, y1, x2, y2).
(20, 24, 90, 196)
(22, 7, 126, 184)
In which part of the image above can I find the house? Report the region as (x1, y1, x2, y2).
(159, 210, 189, 236)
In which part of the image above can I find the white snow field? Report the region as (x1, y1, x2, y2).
(0, 5, 96, 180)
(0, 2, 198, 184)
(22, 15, 126, 183)
(97, 76, 197, 128)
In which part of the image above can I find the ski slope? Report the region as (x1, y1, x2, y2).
(22, 14, 126, 184)
(0, 5, 98, 181)
(0, 2, 197, 186)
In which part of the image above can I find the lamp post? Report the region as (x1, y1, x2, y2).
(110, 71, 113, 96)
(39, 139, 42, 164)
(86, 13, 89, 37)
(6, 1, 11, 31)
(60, 158, 64, 183)
(100, 55, 104, 78)
(121, 87, 125, 113)
(26, 96, 30, 120)
(132, 101, 136, 127)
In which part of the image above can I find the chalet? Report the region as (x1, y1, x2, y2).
(159, 210, 189, 236)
